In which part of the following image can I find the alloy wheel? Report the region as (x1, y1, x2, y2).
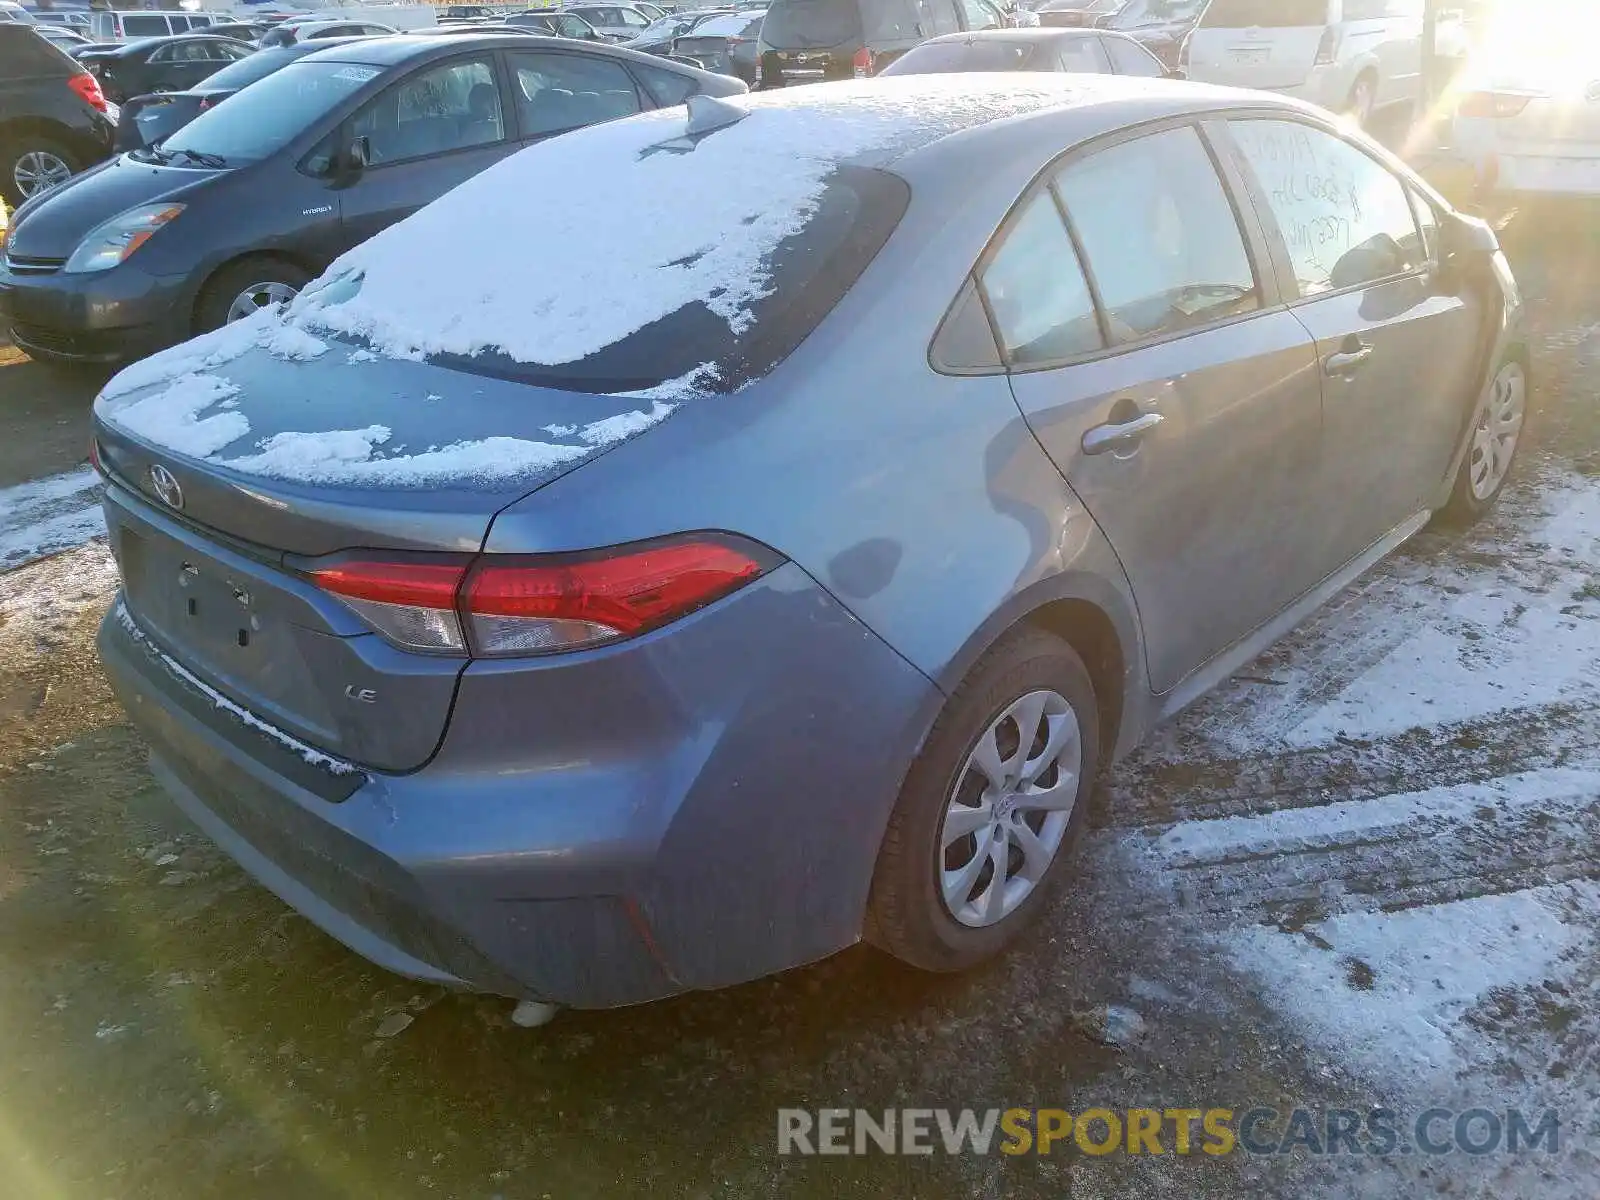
(1469, 360, 1526, 501)
(13, 151, 73, 199)
(226, 281, 300, 323)
(939, 689, 1081, 928)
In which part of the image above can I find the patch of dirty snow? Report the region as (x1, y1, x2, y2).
(0, 467, 105, 572)
(1229, 882, 1590, 1087)
(291, 78, 1085, 367)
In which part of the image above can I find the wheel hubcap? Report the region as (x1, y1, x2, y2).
(938, 689, 1082, 928)
(1469, 362, 1525, 501)
(13, 151, 72, 198)
(226, 281, 300, 323)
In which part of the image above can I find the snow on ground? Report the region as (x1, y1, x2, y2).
(0, 466, 105, 572)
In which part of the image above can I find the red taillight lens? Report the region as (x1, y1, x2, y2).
(68, 72, 108, 114)
(310, 559, 469, 653)
(464, 537, 773, 656)
(853, 46, 876, 77)
(1313, 27, 1339, 65)
(1458, 92, 1534, 120)
(307, 536, 777, 658)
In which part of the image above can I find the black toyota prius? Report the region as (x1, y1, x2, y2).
(0, 33, 743, 364)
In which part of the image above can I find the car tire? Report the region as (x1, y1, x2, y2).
(1435, 352, 1529, 528)
(195, 256, 312, 333)
(866, 627, 1100, 973)
(1346, 72, 1377, 128)
(1, 135, 82, 208)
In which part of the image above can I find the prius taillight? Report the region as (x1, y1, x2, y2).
(307, 535, 779, 657)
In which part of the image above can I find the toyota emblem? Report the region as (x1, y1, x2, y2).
(149, 463, 184, 510)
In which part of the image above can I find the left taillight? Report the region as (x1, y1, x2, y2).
(1458, 91, 1535, 120)
(68, 72, 108, 114)
(307, 534, 780, 658)
(852, 46, 876, 77)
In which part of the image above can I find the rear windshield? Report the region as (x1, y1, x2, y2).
(761, 0, 863, 49)
(1200, 0, 1328, 26)
(0, 25, 74, 73)
(195, 47, 301, 91)
(884, 38, 1041, 71)
(305, 165, 909, 395)
(157, 60, 377, 165)
(690, 12, 764, 36)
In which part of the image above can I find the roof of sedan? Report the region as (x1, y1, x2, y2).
(918, 26, 1118, 41)
(88, 33, 255, 57)
(299, 30, 618, 65)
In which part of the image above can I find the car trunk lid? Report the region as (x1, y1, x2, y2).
(93, 336, 681, 771)
(1188, 0, 1328, 91)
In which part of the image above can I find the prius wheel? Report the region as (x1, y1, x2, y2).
(195, 256, 311, 333)
(2, 138, 79, 208)
(867, 628, 1099, 972)
(1438, 355, 1528, 527)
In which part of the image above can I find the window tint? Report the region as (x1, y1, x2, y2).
(761, 0, 866, 49)
(921, 0, 962, 36)
(510, 51, 641, 137)
(933, 278, 1001, 371)
(1229, 119, 1423, 296)
(880, 37, 1038, 72)
(1102, 33, 1162, 74)
(956, 0, 1000, 29)
(1056, 126, 1258, 345)
(353, 58, 502, 166)
(634, 61, 698, 105)
(122, 15, 170, 36)
(1058, 34, 1109, 71)
(980, 188, 1102, 365)
(0, 25, 71, 72)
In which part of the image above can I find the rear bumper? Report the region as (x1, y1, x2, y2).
(0, 258, 192, 363)
(99, 563, 940, 1008)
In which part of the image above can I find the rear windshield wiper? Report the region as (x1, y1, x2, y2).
(169, 147, 227, 169)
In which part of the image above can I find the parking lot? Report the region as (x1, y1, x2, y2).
(0, 196, 1596, 1199)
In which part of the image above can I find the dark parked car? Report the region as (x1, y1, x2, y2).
(880, 26, 1172, 76)
(0, 25, 113, 208)
(671, 8, 763, 82)
(757, 0, 1003, 84)
(503, 10, 608, 39)
(259, 19, 399, 48)
(1033, 0, 1124, 26)
(114, 37, 366, 153)
(562, 3, 656, 40)
(621, 9, 733, 55)
(76, 34, 256, 104)
(87, 77, 1524, 1013)
(0, 34, 746, 362)
(1100, 0, 1203, 70)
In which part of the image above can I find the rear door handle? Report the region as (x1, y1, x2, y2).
(1324, 340, 1374, 377)
(1082, 411, 1163, 456)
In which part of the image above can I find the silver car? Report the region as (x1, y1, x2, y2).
(91, 77, 1525, 1008)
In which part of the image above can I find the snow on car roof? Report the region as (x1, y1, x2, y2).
(290, 76, 1090, 371)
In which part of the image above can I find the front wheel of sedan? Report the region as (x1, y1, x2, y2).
(1436, 354, 1528, 528)
(195, 256, 311, 334)
(867, 628, 1100, 973)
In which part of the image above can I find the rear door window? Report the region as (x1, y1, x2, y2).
(122, 14, 172, 37)
(1055, 125, 1260, 345)
(1102, 34, 1163, 74)
(509, 50, 641, 138)
(633, 61, 698, 105)
(980, 188, 1102, 365)
(354, 56, 504, 166)
(1228, 118, 1424, 295)
(1198, 0, 1327, 26)
(921, 0, 962, 35)
(1058, 34, 1109, 71)
(955, 0, 1001, 27)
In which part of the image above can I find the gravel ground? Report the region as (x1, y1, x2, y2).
(0, 219, 1595, 1199)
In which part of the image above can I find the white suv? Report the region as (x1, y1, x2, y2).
(1184, 0, 1424, 126)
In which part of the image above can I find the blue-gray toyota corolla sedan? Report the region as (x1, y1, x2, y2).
(91, 76, 1526, 1010)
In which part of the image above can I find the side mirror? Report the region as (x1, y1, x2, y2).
(1437, 208, 1499, 288)
(347, 135, 370, 172)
